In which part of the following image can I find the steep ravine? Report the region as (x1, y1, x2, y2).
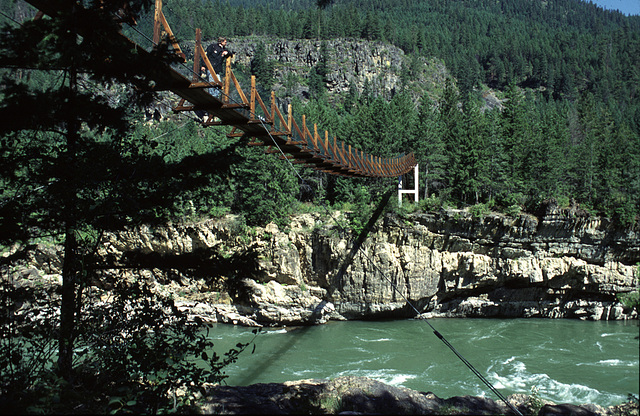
(96, 207, 638, 326)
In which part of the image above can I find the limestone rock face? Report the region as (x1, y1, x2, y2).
(99, 209, 638, 325)
(223, 37, 449, 103)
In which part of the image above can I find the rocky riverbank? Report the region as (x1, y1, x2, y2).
(197, 376, 638, 415)
(3, 208, 638, 414)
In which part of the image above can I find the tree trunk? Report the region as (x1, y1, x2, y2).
(58, 225, 79, 380)
(58, 20, 80, 379)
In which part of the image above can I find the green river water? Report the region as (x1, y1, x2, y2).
(206, 318, 639, 407)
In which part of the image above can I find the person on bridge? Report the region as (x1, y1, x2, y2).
(194, 65, 209, 120)
(206, 37, 230, 98)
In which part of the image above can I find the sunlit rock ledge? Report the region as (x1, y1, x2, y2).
(7, 206, 639, 327)
(97, 205, 638, 326)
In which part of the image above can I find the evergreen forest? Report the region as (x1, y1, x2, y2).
(121, 0, 640, 226)
(2, 0, 639, 228)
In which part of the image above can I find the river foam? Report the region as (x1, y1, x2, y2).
(489, 357, 628, 406)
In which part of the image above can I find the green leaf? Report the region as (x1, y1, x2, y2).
(108, 397, 122, 406)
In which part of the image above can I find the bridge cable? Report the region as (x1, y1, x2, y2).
(0, 10, 23, 26)
(255, 118, 524, 416)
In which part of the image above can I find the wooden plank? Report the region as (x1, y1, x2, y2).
(198, 43, 221, 84)
(229, 69, 248, 105)
(273, 102, 290, 135)
(255, 89, 272, 123)
(250, 76, 256, 118)
(153, 0, 162, 45)
(221, 103, 250, 109)
(193, 29, 202, 82)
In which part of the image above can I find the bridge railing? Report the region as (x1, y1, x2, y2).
(150, 0, 416, 178)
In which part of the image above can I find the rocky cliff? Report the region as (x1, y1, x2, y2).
(95, 207, 638, 326)
(184, 36, 450, 104)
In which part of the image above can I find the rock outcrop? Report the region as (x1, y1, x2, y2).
(94, 207, 638, 326)
(6, 206, 637, 326)
(197, 376, 637, 415)
(185, 36, 450, 105)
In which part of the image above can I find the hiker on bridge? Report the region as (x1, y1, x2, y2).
(206, 37, 231, 97)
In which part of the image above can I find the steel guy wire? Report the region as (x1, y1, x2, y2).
(0, 9, 22, 26)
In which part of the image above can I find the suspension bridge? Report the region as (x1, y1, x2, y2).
(24, 0, 417, 179)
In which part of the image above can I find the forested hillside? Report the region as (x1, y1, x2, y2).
(127, 0, 640, 225)
(2, 0, 639, 229)
(157, 0, 640, 106)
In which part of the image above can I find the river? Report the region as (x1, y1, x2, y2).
(206, 318, 639, 407)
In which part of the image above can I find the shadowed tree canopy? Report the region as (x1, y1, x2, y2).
(0, 0, 246, 383)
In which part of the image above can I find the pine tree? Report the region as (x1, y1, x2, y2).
(251, 41, 275, 90)
(414, 98, 447, 200)
(533, 101, 571, 200)
(231, 147, 297, 226)
(498, 83, 528, 198)
(309, 40, 329, 98)
(0, 0, 239, 382)
(437, 78, 465, 203)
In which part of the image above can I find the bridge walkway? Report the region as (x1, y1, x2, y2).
(24, 0, 417, 178)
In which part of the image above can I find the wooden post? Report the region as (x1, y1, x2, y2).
(153, 0, 162, 45)
(302, 115, 308, 149)
(313, 124, 319, 151)
(250, 75, 256, 117)
(224, 57, 231, 102)
(324, 131, 329, 155)
(271, 91, 276, 126)
(193, 28, 201, 81)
